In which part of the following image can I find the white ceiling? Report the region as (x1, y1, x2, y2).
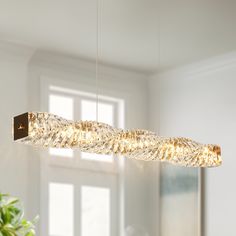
(0, 0, 236, 73)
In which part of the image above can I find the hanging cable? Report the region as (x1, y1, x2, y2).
(95, 0, 101, 122)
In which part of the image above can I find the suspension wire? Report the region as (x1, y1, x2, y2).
(157, 1, 161, 72)
(157, 0, 161, 135)
(157, 1, 162, 235)
(95, 0, 100, 122)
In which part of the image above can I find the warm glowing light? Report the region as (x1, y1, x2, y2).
(13, 112, 222, 168)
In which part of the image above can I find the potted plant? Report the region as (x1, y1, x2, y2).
(0, 193, 38, 236)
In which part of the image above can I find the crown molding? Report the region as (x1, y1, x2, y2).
(150, 51, 236, 80)
(30, 50, 148, 82)
(0, 40, 35, 62)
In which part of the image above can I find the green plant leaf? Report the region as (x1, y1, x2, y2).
(0, 194, 38, 236)
(5, 198, 19, 207)
(25, 229, 35, 236)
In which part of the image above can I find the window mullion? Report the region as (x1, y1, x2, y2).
(75, 181, 81, 236)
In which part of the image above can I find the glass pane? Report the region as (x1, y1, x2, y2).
(49, 94, 74, 157)
(81, 100, 114, 162)
(81, 186, 110, 236)
(81, 100, 114, 125)
(49, 183, 74, 236)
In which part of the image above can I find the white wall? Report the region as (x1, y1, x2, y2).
(149, 52, 236, 236)
(0, 41, 34, 215)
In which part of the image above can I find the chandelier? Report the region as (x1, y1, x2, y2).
(12, 0, 222, 168)
(13, 112, 222, 167)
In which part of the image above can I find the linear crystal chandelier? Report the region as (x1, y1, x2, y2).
(12, 0, 222, 168)
(13, 112, 222, 167)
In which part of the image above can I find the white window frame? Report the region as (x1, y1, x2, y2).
(41, 166, 119, 236)
(40, 77, 124, 174)
(40, 76, 125, 236)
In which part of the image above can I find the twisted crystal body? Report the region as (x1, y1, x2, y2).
(14, 112, 222, 168)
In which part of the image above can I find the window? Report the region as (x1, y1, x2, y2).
(46, 86, 120, 169)
(81, 186, 110, 236)
(49, 183, 74, 236)
(40, 78, 124, 236)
